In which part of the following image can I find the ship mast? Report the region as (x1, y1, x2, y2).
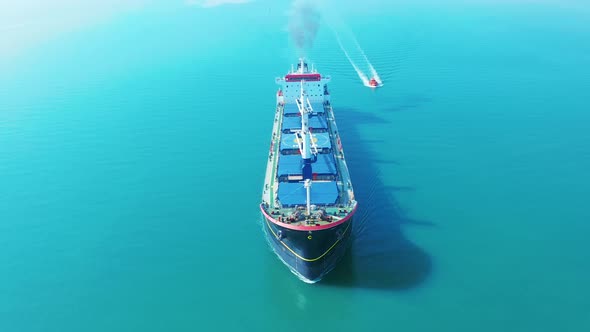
(295, 61, 316, 215)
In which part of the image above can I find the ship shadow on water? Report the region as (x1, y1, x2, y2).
(322, 107, 433, 290)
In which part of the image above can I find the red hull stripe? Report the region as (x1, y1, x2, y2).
(260, 203, 357, 231)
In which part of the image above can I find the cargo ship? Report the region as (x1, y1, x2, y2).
(260, 58, 357, 283)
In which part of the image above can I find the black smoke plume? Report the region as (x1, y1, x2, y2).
(288, 0, 321, 51)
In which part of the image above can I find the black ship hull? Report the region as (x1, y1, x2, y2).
(262, 213, 353, 283)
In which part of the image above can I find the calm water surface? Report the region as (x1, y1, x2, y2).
(1, 1, 589, 331)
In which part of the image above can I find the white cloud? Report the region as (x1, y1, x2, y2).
(186, 0, 252, 8)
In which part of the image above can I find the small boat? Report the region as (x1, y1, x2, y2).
(368, 77, 381, 88)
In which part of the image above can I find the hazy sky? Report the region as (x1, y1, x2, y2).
(0, 0, 258, 60)
(1, 0, 586, 61)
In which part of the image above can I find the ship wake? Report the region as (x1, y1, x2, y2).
(334, 29, 382, 88)
(352, 34, 382, 86)
(335, 33, 370, 86)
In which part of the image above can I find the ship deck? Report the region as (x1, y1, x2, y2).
(265, 206, 353, 227)
(262, 100, 356, 227)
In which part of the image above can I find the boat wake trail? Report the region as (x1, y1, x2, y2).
(352, 34, 381, 84)
(333, 26, 382, 88)
(335, 33, 370, 86)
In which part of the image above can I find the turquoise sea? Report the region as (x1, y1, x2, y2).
(1, 0, 589, 331)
